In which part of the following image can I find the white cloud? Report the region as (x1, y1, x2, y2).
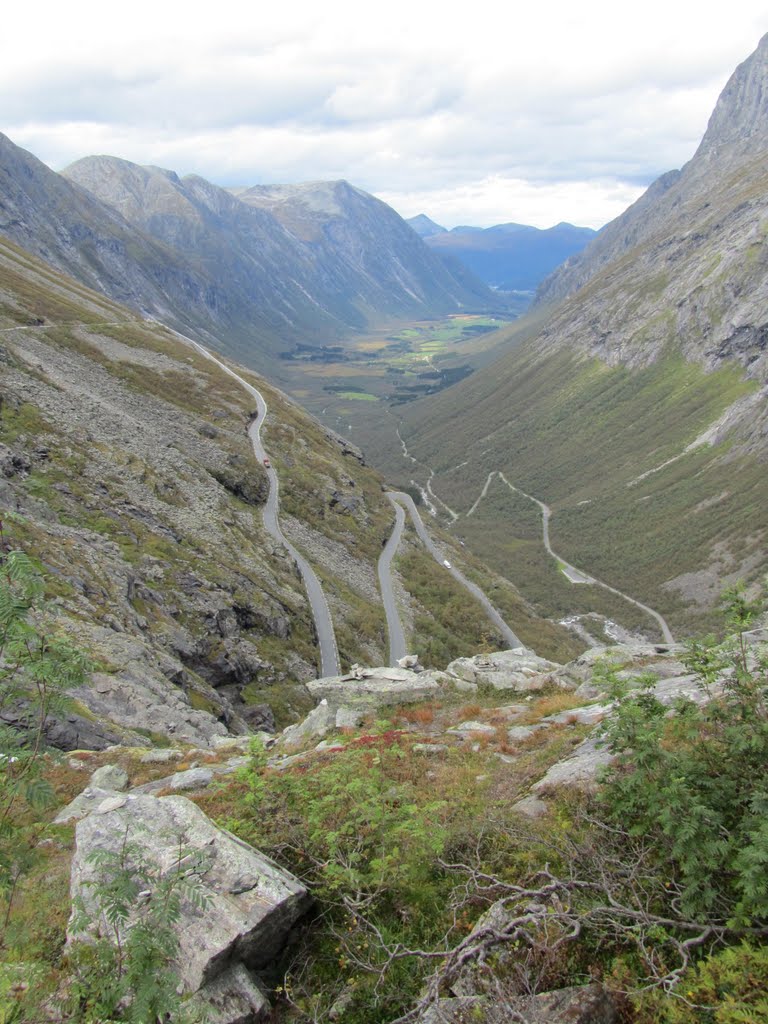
(377, 177, 646, 230)
(2, 0, 767, 227)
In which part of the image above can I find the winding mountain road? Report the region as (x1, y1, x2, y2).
(469, 471, 674, 644)
(384, 490, 522, 659)
(169, 328, 341, 678)
(378, 496, 408, 665)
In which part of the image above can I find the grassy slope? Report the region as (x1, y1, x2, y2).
(400, 343, 764, 637)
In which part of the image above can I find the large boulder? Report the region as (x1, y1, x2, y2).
(69, 793, 311, 1022)
(307, 666, 443, 711)
(445, 650, 561, 691)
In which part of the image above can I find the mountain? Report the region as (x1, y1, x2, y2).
(0, 137, 501, 378)
(536, 34, 768, 308)
(406, 214, 448, 238)
(393, 32, 768, 642)
(0, 133, 228, 342)
(414, 219, 596, 294)
(230, 179, 497, 321)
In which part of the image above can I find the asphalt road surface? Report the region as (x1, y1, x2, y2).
(379, 496, 407, 665)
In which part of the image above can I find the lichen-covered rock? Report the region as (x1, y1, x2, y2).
(89, 764, 129, 792)
(69, 794, 311, 1021)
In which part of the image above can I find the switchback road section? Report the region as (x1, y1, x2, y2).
(381, 490, 522, 660)
(467, 471, 674, 644)
(170, 327, 341, 678)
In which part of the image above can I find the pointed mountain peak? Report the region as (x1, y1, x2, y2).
(406, 214, 447, 237)
(696, 32, 768, 159)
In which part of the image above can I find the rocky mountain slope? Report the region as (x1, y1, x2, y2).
(231, 180, 498, 319)
(0, 231, 569, 751)
(13, 622, 765, 1023)
(0, 136, 500, 378)
(393, 32, 768, 640)
(411, 217, 596, 294)
(536, 31, 768, 313)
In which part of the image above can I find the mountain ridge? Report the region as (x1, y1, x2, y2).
(409, 216, 596, 293)
(1, 136, 501, 379)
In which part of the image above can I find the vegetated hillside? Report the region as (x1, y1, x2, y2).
(0, 231, 402, 745)
(0, 233, 569, 747)
(413, 218, 596, 293)
(397, 32, 768, 641)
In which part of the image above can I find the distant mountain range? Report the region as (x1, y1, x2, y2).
(0, 138, 501, 375)
(397, 32, 768, 640)
(407, 215, 596, 293)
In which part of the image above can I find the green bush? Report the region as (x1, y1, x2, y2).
(599, 583, 768, 924)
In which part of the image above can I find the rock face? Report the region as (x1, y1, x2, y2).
(69, 793, 312, 1022)
(535, 32, 768, 388)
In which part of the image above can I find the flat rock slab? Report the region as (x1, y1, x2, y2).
(131, 766, 216, 795)
(307, 668, 441, 709)
(140, 749, 183, 764)
(70, 793, 312, 1001)
(531, 736, 613, 793)
(55, 785, 122, 824)
(446, 720, 497, 738)
(543, 704, 611, 726)
(507, 724, 547, 742)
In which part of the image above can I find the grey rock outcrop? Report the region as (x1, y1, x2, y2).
(69, 793, 311, 1022)
(277, 700, 336, 750)
(445, 649, 561, 691)
(0, 701, 123, 752)
(307, 666, 443, 710)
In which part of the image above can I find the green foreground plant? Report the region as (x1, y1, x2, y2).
(67, 838, 210, 1024)
(0, 523, 90, 1020)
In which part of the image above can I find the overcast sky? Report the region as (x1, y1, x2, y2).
(2, 2, 766, 229)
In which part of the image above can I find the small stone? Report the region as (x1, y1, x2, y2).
(140, 749, 183, 764)
(506, 724, 546, 742)
(90, 764, 129, 792)
(96, 796, 128, 814)
(512, 795, 549, 818)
